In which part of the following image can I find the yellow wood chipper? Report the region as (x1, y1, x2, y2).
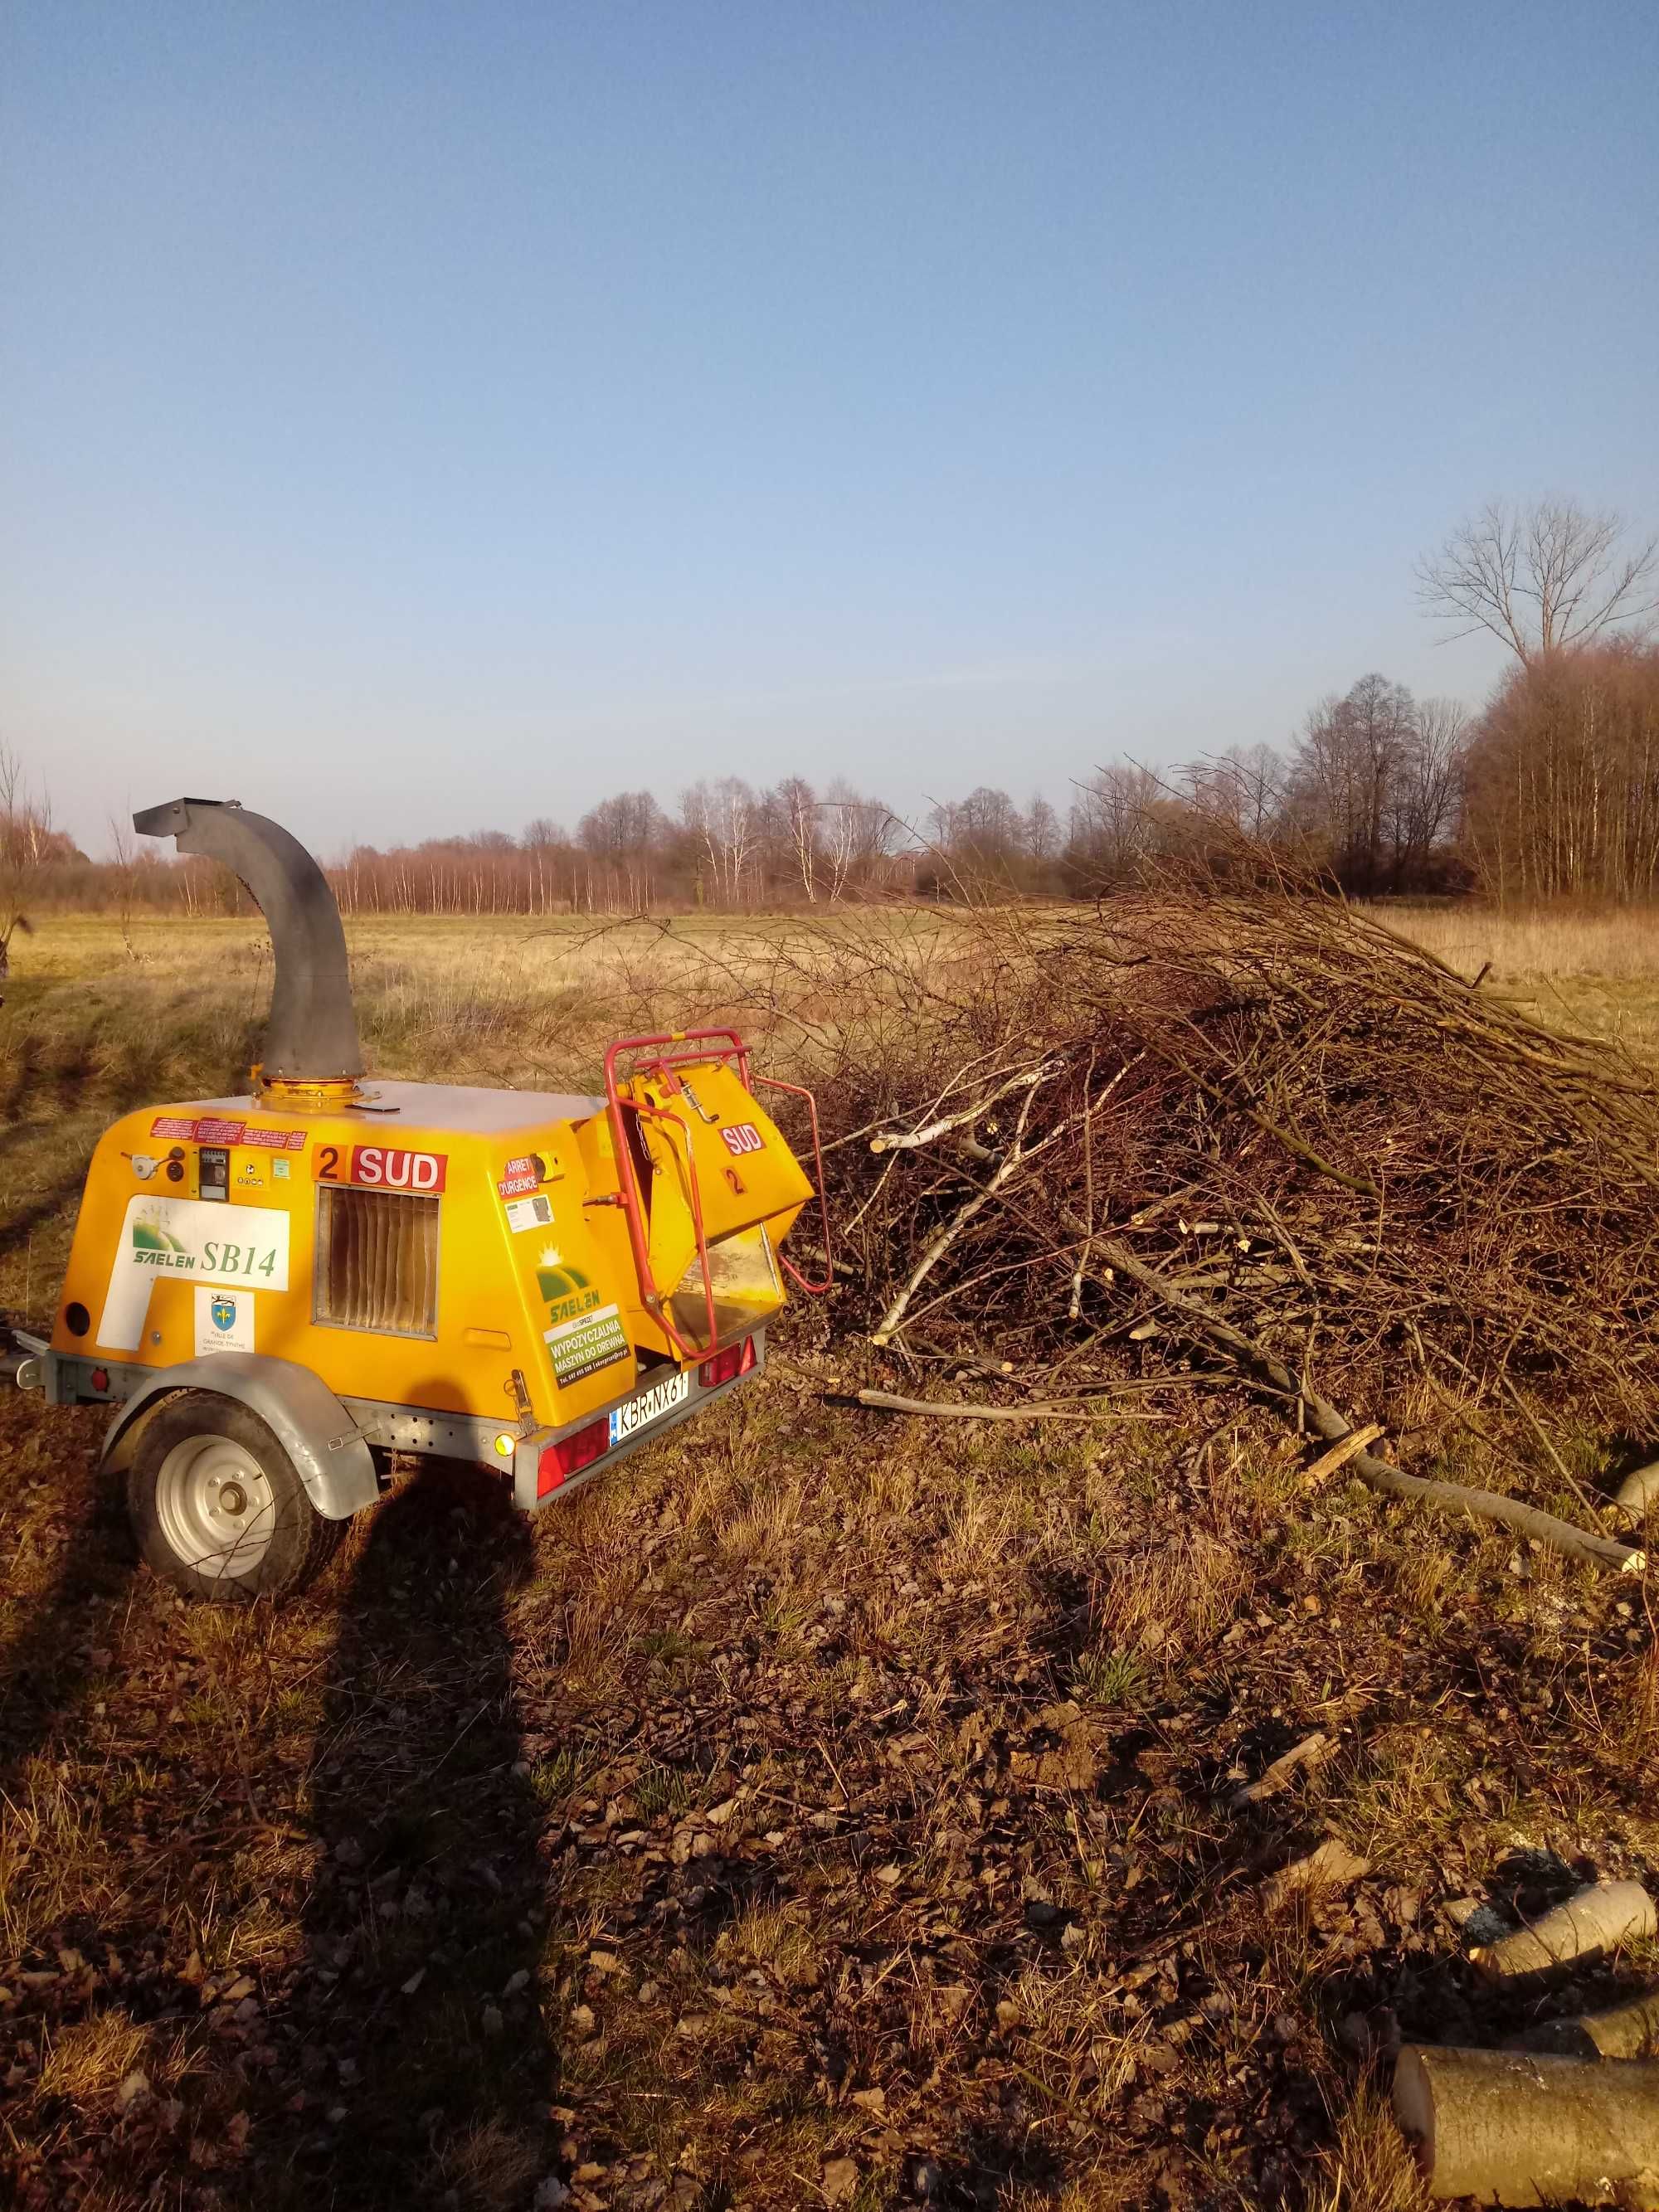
(13, 798, 829, 1602)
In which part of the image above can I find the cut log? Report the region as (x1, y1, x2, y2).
(1511, 1988, 1659, 2060)
(1392, 2044, 1659, 2205)
(1471, 1882, 1657, 1983)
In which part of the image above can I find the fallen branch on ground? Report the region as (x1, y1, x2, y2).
(1087, 1230, 1647, 1575)
(854, 1388, 1168, 1423)
(1301, 1423, 1384, 1488)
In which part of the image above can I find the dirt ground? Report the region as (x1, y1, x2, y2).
(3, 914, 1657, 2210)
(4, 1349, 1657, 2211)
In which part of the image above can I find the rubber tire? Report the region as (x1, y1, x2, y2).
(126, 1391, 345, 1605)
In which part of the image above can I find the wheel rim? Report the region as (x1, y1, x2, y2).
(153, 1433, 276, 1581)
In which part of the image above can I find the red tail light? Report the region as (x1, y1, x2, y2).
(698, 1336, 756, 1390)
(538, 1416, 610, 1496)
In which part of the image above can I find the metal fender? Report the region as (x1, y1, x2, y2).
(100, 1354, 381, 1520)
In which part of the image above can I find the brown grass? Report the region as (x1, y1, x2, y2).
(1383, 900, 1659, 1056)
(3, 906, 1658, 2207)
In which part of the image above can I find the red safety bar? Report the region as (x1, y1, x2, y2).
(751, 1074, 835, 1294)
(600, 1030, 833, 1360)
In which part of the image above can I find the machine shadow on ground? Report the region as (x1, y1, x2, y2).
(254, 1456, 559, 2208)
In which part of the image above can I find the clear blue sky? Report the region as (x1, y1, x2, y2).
(4, 1, 1657, 858)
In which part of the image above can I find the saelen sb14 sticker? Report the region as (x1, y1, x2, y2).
(99, 1198, 290, 1352)
(316, 1145, 447, 1192)
(538, 1249, 629, 1387)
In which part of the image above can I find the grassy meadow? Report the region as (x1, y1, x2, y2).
(2, 905, 1657, 2211)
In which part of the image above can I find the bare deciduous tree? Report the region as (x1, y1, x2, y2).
(1024, 795, 1058, 863)
(0, 744, 51, 996)
(1389, 698, 1469, 880)
(1184, 745, 1287, 840)
(1463, 643, 1659, 902)
(1287, 674, 1417, 891)
(1066, 763, 1167, 883)
(681, 778, 759, 907)
(822, 780, 901, 900)
(578, 790, 666, 909)
(1418, 499, 1658, 666)
(769, 775, 819, 902)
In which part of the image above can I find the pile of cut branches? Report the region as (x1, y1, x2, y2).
(728, 873, 1659, 1571)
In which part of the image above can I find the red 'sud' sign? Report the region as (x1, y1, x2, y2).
(316, 1144, 448, 1193)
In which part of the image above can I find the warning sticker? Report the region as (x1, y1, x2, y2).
(240, 1125, 309, 1151)
(148, 1116, 306, 1150)
(544, 1302, 630, 1388)
(506, 1193, 555, 1235)
(499, 1155, 541, 1198)
(197, 1116, 246, 1146)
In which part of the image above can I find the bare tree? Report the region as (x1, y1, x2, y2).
(519, 817, 565, 914)
(1065, 763, 1165, 883)
(1418, 499, 1658, 666)
(1184, 744, 1287, 840)
(578, 790, 665, 909)
(681, 778, 759, 907)
(770, 775, 819, 902)
(1463, 643, 1659, 902)
(1024, 795, 1059, 863)
(1388, 697, 1469, 880)
(822, 780, 901, 900)
(1287, 674, 1416, 891)
(107, 814, 144, 963)
(0, 744, 51, 996)
(951, 787, 1022, 873)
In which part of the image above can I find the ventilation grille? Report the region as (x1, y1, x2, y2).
(315, 1186, 440, 1338)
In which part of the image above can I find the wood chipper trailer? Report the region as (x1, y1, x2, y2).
(13, 798, 829, 1602)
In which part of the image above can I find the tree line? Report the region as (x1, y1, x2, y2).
(5, 498, 1656, 925)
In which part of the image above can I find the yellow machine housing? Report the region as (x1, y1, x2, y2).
(28, 800, 825, 1587)
(51, 1062, 813, 1500)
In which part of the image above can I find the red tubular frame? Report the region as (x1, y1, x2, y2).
(751, 1074, 835, 1293)
(600, 1029, 832, 1358)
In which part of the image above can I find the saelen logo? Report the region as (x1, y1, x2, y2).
(537, 1251, 601, 1327)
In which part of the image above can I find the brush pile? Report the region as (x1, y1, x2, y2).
(731, 873, 1659, 1566)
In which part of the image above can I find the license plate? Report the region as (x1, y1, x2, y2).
(608, 1368, 691, 1446)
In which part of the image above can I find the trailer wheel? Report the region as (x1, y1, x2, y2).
(127, 1392, 344, 1604)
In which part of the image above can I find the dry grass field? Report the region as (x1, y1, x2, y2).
(1379, 903, 1659, 1061)
(2, 905, 1657, 2212)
